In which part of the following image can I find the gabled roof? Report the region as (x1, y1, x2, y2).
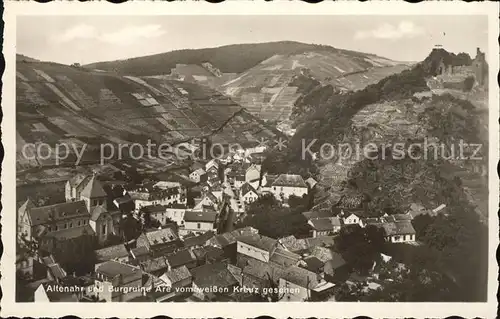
(237, 234, 277, 253)
(184, 210, 218, 223)
(269, 247, 301, 268)
(140, 256, 168, 273)
(309, 217, 341, 231)
(302, 210, 336, 220)
(96, 261, 142, 279)
(192, 246, 225, 262)
(144, 228, 179, 246)
(161, 265, 191, 284)
(240, 183, 258, 197)
(46, 224, 95, 240)
(190, 262, 238, 289)
(381, 221, 416, 236)
(303, 256, 325, 273)
(272, 174, 307, 188)
(28, 200, 89, 226)
(80, 174, 107, 198)
(95, 244, 129, 262)
(166, 249, 197, 269)
(182, 231, 216, 248)
(280, 266, 321, 289)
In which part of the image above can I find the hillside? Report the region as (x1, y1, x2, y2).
(16, 60, 282, 172)
(85, 41, 373, 75)
(261, 48, 489, 301)
(264, 48, 488, 220)
(220, 51, 409, 122)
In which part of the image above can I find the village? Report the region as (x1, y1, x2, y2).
(15, 140, 425, 303)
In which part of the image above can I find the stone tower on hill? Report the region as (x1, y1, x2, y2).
(473, 47, 488, 86)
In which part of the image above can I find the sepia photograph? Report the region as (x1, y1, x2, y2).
(2, 1, 499, 318)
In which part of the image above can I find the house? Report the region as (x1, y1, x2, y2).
(193, 193, 218, 211)
(190, 262, 238, 300)
(241, 258, 284, 292)
(277, 235, 308, 254)
(94, 261, 144, 302)
(166, 248, 198, 270)
(181, 210, 218, 236)
(190, 168, 206, 183)
(34, 281, 79, 302)
(342, 213, 364, 227)
(240, 183, 259, 204)
(236, 234, 277, 263)
(192, 246, 228, 266)
(305, 177, 317, 189)
(245, 164, 261, 184)
(139, 256, 169, 276)
(113, 194, 135, 213)
(165, 204, 188, 226)
(136, 227, 182, 256)
(270, 174, 308, 201)
(380, 221, 416, 243)
(17, 199, 96, 262)
(95, 244, 129, 267)
(307, 217, 342, 237)
(128, 182, 186, 212)
(278, 266, 335, 302)
(205, 159, 219, 173)
(152, 181, 188, 205)
(158, 266, 193, 301)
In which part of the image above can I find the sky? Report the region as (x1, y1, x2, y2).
(17, 15, 489, 65)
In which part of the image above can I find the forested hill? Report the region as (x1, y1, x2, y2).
(84, 41, 389, 76)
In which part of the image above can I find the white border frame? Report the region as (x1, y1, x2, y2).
(2, 2, 499, 318)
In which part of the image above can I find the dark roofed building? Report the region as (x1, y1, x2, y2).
(94, 261, 143, 302)
(269, 247, 301, 268)
(136, 227, 182, 256)
(95, 244, 129, 265)
(182, 230, 215, 248)
(139, 256, 169, 276)
(166, 249, 198, 270)
(190, 262, 238, 300)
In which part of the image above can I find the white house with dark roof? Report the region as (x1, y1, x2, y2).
(181, 210, 218, 236)
(342, 213, 364, 227)
(270, 174, 308, 201)
(308, 217, 342, 238)
(240, 183, 259, 204)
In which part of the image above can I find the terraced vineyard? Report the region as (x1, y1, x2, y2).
(220, 51, 409, 122)
(16, 60, 282, 171)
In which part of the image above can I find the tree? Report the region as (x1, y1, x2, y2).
(336, 225, 385, 275)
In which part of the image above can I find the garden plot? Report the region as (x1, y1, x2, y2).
(44, 83, 81, 111)
(33, 69, 56, 83)
(55, 75, 96, 109)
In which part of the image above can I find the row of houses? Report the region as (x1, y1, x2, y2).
(31, 222, 348, 302)
(302, 208, 417, 243)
